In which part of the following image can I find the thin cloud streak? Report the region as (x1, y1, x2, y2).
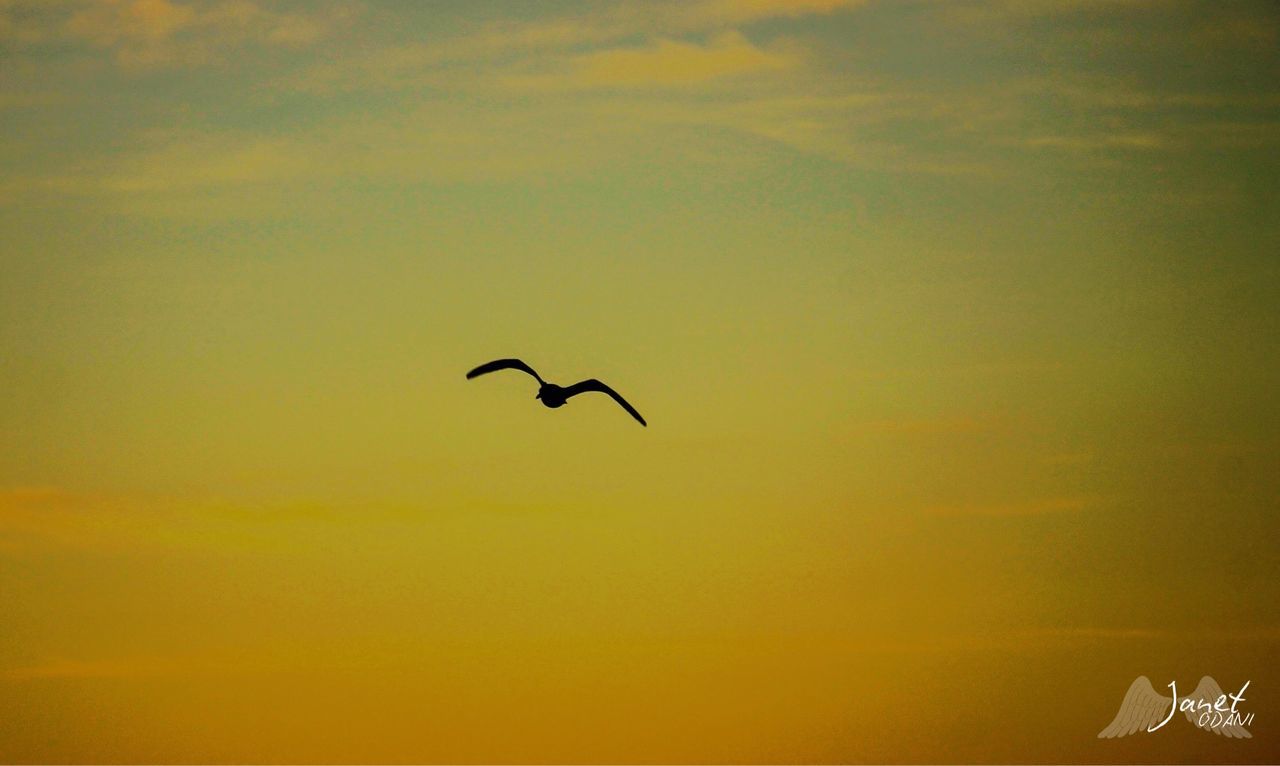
(1, 656, 178, 681)
(925, 495, 1101, 517)
(506, 31, 798, 90)
(1, 0, 358, 67)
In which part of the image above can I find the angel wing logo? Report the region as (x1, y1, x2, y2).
(1098, 676, 1254, 739)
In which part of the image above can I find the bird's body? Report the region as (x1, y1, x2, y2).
(534, 383, 568, 408)
(466, 358, 646, 426)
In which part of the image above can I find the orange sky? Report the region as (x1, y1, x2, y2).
(2, 0, 1279, 762)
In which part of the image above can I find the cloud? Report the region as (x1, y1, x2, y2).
(1024, 626, 1162, 641)
(106, 109, 628, 194)
(0, 485, 432, 554)
(569, 90, 1007, 176)
(282, 0, 862, 94)
(1041, 451, 1095, 466)
(1021, 131, 1172, 151)
(925, 495, 1100, 517)
(498, 0, 865, 45)
(713, 623, 1280, 658)
(260, 0, 961, 177)
(1, 78, 988, 213)
(508, 31, 797, 90)
(864, 415, 994, 436)
(1, 655, 177, 681)
(0, 486, 148, 552)
(3, 0, 356, 67)
(943, 0, 1177, 24)
(105, 133, 313, 192)
(65, 0, 197, 45)
(0, 132, 317, 207)
(669, 0, 867, 27)
(0, 0, 66, 44)
(832, 624, 1166, 655)
(0, 486, 220, 553)
(1009, 625, 1280, 646)
(22, 0, 1271, 201)
(1025, 72, 1280, 112)
(0, 486, 188, 553)
(577, 31, 792, 87)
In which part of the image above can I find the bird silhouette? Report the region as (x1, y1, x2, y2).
(466, 358, 647, 426)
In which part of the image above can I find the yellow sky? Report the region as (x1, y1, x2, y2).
(2, 0, 1279, 762)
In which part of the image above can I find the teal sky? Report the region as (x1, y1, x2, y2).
(2, 1, 1279, 762)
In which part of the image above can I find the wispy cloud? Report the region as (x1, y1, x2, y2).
(0, 485, 431, 554)
(2, 0, 357, 67)
(476, 0, 865, 47)
(7, 0, 1275, 205)
(1020, 131, 1172, 151)
(509, 31, 798, 90)
(0, 486, 148, 552)
(1041, 451, 1095, 467)
(105, 132, 313, 191)
(282, 0, 859, 95)
(1009, 624, 1280, 646)
(925, 495, 1101, 517)
(1, 655, 178, 681)
(829, 624, 1165, 655)
(659, 0, 867, 29)
(1023, 72, 1280, 112)
(863, 415, 995, 436)
(942, 0, 1179, 25)
(0, 486, 202, 552)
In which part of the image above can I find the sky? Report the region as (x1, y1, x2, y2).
(1, 0, 1278, 762)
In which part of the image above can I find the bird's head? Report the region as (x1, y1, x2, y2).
(534, 390, 542, 400)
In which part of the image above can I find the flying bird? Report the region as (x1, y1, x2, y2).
(466, 358, 647, 426)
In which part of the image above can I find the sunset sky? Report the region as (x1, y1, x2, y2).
(2, 0, 1278, 762)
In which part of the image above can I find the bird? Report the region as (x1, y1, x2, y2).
(466, 358, 646, 426)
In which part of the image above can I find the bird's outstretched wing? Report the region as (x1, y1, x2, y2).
(1098, 676, 1172, 738)
(466, 358, 544, 384)
(563, 379, 646, 426)
(1184, 677, 1251, 738)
